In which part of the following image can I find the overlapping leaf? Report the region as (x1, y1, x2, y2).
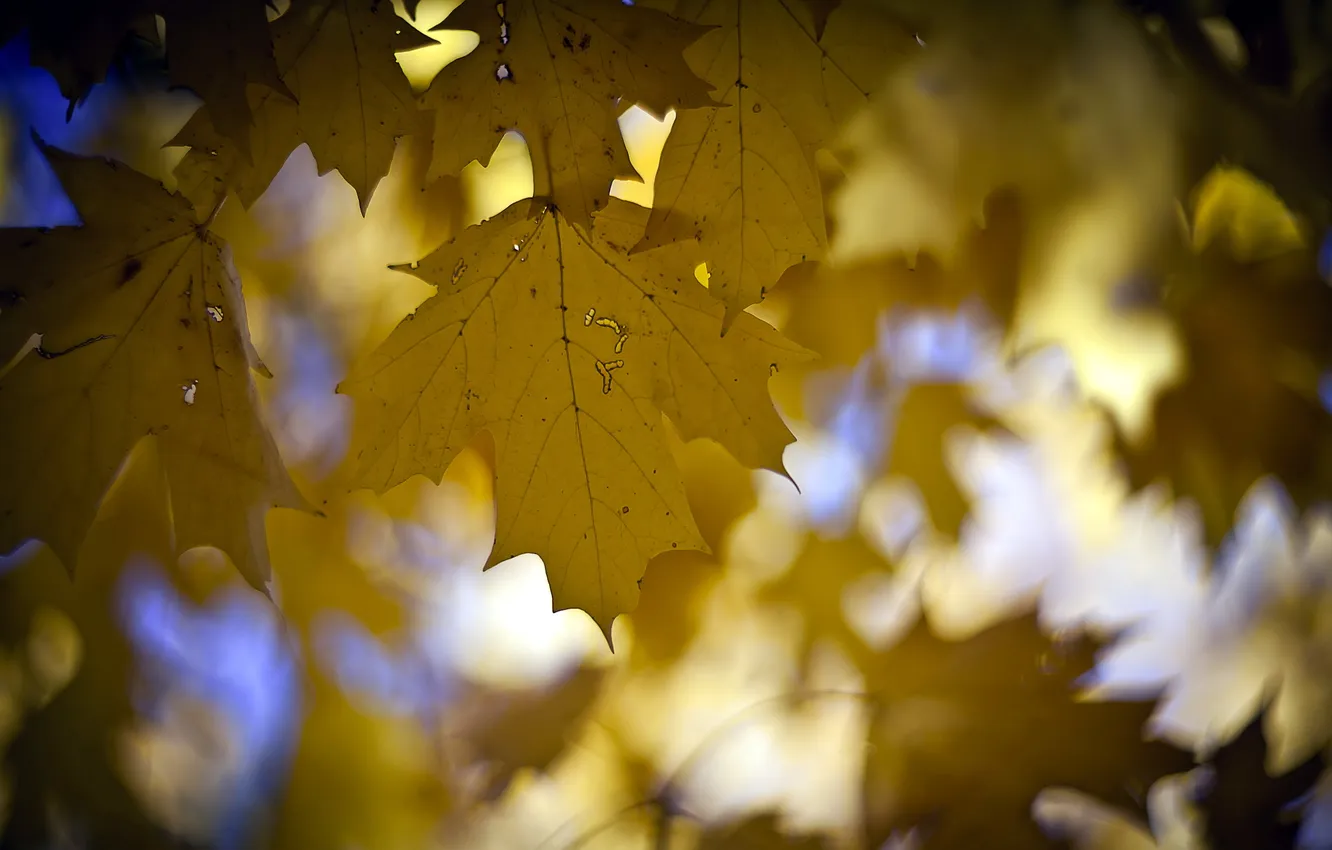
(421, 0, 715, 229)
(171, 0, 432, 213)
(0, 0, 149, 112)
(160, 0, 290, 153)
(0, 145, 304, 588)
(862, 614, 1194, 850)
(1122, 250, 1332, 544)
(1, 0, 284, 131)
(339, 198, 807, 637)
(1117, 167, 1332, 544)
(1195, 706, 1328, 850)
(0, 442, 181, 850)
(633, 0, 912, 327)
(696, 812, 833, 848)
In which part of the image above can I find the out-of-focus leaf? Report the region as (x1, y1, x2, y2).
(267, 499, 408, 646)
(627, 550, 720, 668)
(267, 680, 452, 850)
(775, 189, 1025, 369)
(1122, 249, 1332, 545)
(0, 0, 150, 112)
(760, 531, 890, 681)
(887, 384, 1005, 539)
(446, 663, 607, 800)
(0, 441, 183, 850)
(696, 811, 833, 849)
(1196, 706, 1327, 850)
(861, 613, 1194, 850)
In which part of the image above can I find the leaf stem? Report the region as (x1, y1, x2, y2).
(200, 193, 227, 232)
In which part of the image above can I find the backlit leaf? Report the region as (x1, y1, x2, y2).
(339, 198, 807, 638)
(0, 144, 305, 589)
(633, 0, 912, 327)
(171, 0, 433, 213)
(421, 0, 716, 230)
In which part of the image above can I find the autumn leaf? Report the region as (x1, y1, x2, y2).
(269, 686, 453, 850)
(0, 441, 181, 850)
(632, 0, 912, 327)
(776, 189, 1026, 365)
(267, 501, 408, 645)
(888, 384, 1005, 539)
(0, 144, 305, 590)
(158, 0, 290, 155)
(445, 663, 606, 800)
(0, 0, 150, 113)
(696, 812, 833, 849)
(626, 549, 719, 668)
(2, 0, 285, 136)
(1118, 168, 1332, 545)
(171, 0, 433, 214)
(339, 198, 807, 638)
(760, 530, 891, 680)
(421, 0, 715, 230)
(1195, 706, 1327, 850)
(862, 614, 1194, 850)
(1122, 250, 1332, 545)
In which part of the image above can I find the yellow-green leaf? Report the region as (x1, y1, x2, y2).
(339, 199, 807, 638)
(633, 0, 910, 328)
(171, 0, 433, 213)
(0, 145, 305, 589)
(421, 0, 716, 230)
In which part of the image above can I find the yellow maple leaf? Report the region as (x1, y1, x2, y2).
(0, 145, 305, 590)
(339, 198, 808, 639)
(0, 439, 181, 849)
(632, 0, 912, 328)
(1189, 165, 1306, 262)
(420, 0, 717, 230)
(171, 0, 434, 213)
(160, 0, 291, 155)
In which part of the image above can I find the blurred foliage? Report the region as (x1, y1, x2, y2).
(4, 1, 1332, 850)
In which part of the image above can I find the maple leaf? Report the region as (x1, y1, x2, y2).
(158, 0, 290, 155)
(861, 613, 1194, 850)
(1116, 167, 1332, 544)
(421, 0, 716, 230)
(445, 663, 606, 800)
(171, 0, 433, 214)
(0, 0, 151, 114)
(270, 668, 452, 850)
(632, 0, 913, 328)
(2, 0, 285, 136)
(776, 189, 1026, 363)
(888, 383, 1005, 539)
(0, 144, 305, 590)
(760, 530, 893, 680)
(0, 442, 182, 850)
(696, 812, 833, 849)
(1195, 706, 1327, 850)
(1121, 250, 1332, 545)
(339, 198, 807, 639)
